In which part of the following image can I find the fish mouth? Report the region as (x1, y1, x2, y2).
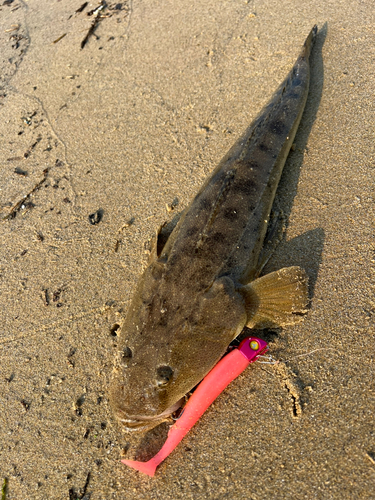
(116, 399, 184, 432)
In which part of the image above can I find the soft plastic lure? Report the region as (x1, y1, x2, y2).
(122, 336, 268, 476)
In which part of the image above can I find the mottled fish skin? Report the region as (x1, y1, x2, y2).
(110, 26, 317, 431)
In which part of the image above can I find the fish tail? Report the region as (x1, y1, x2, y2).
(300, 25, 318, 60)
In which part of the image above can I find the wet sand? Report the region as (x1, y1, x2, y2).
(1, 0, 374, 498)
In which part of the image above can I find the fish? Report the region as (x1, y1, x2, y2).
(109, 26, 317, 432)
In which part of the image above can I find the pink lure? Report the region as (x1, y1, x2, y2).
(122, 336, 268, 476)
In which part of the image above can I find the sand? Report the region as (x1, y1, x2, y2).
(0, 0, 374, 498)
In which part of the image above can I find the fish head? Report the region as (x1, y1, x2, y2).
(109, 332, 186, 432)
(109, 267, 247, 432)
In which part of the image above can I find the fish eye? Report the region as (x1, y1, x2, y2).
(156, 365, 174, 387)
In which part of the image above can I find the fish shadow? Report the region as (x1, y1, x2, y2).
(264, 227, 325, 302)
(133, 422, 170, 462)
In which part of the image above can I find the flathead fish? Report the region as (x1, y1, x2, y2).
(110, 26, 317, 432)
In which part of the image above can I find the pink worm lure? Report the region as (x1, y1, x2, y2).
(122, 336, 268, 476)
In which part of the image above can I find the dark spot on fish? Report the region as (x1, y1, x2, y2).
(258, 142, 270, 152)
(270, 120, 286, 136)
(194, 245, 202, 254)
(186, 312, 199, 327)
(224, 208, 239, 220)
(186, 226, 199, 237)
(199, 198, 212, 211)
(249, 160, 261, 170)
(233, 178, 256, 195)
(252, 220, 262, 234)
(211, 232, 225, 243)
(292, 77, 302, 87)
(224, 256, 236, 269)
(142, 295, 153, 308)
(167, 254, 177, 267)
(158, 315, 168, 326)
(288, 91, 300, 99)
(156, 365, 174, 387)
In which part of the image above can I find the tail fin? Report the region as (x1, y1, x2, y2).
(300, 25, 318, 60)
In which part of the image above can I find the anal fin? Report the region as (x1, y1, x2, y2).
(241, 266, 309, 329)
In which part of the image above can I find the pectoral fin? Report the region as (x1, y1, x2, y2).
(241, 266, 309, 329)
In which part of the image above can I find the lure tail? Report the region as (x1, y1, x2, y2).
(121, 458, 158, 477)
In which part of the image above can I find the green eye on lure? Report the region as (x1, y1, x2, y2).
(122, 337, 268, 476)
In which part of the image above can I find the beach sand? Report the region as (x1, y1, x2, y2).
(0, 0, 374, 498)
